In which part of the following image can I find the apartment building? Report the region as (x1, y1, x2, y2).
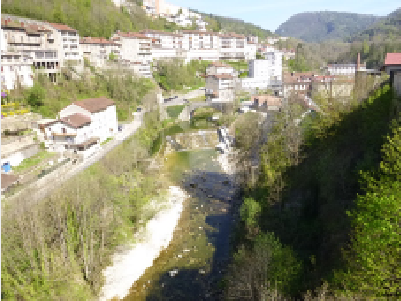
(1, 18, 60, 83)
(205, 62, 237, 102)
(113, 31, 152, 63)
(1, 52, 34, 90)
(219, 32, 246, 61)
(47, 22, 83, 71)
(80, 37, 121, 68)
(180, 30, 220, 62)
(140, 29, 182, 60)
(263, 51, 283, 81)
(245, 42, 257, 60)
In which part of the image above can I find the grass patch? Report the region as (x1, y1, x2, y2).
(101, 137, 113, 146)
(166, 105, 186, 118)
(12, 151, 54, 173)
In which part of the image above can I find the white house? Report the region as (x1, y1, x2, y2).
(205, 62, 237, 102)
(1, 52, 34, 90)
(325, 63, 366, 76)
(42, 97, 118, 157)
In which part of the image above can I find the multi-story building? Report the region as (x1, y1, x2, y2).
(263, 51, 283, 81)
(112, 31, 152, 63)
(1, 52, 34, 90)
(205, 62, 237, 102)
(140, 29, 182, 60)
(219, 32, 246, 61)
(80, 37, 121, 68)
(47, 22, 83, 71)
(1, 17, 60, 83)
(180, 30, 220, 62)
(245, 41, 257, 60)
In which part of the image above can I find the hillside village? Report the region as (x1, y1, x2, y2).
(1, 1, 400, 300)
(2, 4, 401, 195)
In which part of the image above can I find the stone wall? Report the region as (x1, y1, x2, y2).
(164, 130, 219, 154)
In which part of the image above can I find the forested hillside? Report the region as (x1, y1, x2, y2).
(347, 7, 401, 42)
(275, 11, 381, 42)
(1, 0, 184, 38)
(192, 10, 275, 38)
(226, 82, 401, 298)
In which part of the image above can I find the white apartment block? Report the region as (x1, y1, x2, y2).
(1, 17, 60, 82)
(47, 22, 83, 71)
(263, 51, 283, 81)
(1, 52, 34, 90)
(181, 30, 220, 51)
(219, 32, 246, 61)
(112, 31, 152, 64)
(80, 37, 121, 68)
(245, 42, 257, 60)
(140, 29, 183, 61)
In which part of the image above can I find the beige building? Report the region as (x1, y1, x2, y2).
(1, 17, 60, 82)
(205, 62, 237, 102)
(80, 37, 121, 68)
(219, 32, 246, 61)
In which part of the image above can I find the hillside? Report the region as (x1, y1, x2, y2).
(192, 9, 275, 38)
(275, 11, 381, 42)
(1, 0, 185, 38)
(347, 7, 401, 42)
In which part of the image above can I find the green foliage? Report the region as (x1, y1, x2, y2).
(12, 69, 154, 120)
(275, 11, 381, 43)
(166, 105, 185, 118)
(12, 151, 54, 173)
(194, 10, 274, 38)
(240, 197, 261, 231)
(256, 52, 264, 60)
(153, 59, 208, 92)
(333, 124, 401, 297)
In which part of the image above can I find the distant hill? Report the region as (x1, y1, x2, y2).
(192, 9, 275, 38)
(275, 11, 381, 43)
(346, 7, 401, 42)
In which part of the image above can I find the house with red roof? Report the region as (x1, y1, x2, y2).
(42, 97, 118, 157)
(382, 53, 401, 96)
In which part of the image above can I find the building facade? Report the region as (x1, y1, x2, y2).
(80, 37, 121, 68)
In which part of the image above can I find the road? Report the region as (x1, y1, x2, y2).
(162, 87, 205, 107)
(6, 112, 145, 204)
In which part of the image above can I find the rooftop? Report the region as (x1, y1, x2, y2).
(384, 53, 401, 65)
(73, 97, 115, 113)
(48, 22, 77, 32)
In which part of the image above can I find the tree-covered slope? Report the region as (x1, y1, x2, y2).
(275, 11, 381, 42)
(347, 7, 401, 42)
(1, 0, 185, 38)
(190, 9, 275, 38)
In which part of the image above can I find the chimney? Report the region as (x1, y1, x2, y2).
(357, 52, 360, 71)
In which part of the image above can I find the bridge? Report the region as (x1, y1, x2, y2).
(177, 101, 234, 121)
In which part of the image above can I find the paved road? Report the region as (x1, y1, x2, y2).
(6, 112, 145, 204)
(162, 87, 205, 107)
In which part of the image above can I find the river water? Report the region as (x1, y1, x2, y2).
(123, 149, 238, 300)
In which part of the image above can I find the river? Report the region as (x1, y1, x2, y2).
(122, 148, 239, 300)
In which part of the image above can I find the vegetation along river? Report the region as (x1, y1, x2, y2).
(123, 148, 239, 300)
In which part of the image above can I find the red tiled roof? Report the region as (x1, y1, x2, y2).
(384, 53, 401, 65)
(61, 113, 91, 128)
(80, 37, 120, 45)
(252, 95, 282, 107)
(117, 31, 151, 39)
(1, 173, 19, 190)
(140, 29, 183, 37)
(73, 97, 115, 113)
(48, 22, 77, 32)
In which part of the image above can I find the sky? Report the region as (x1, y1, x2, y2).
(168, 0, 400, 32)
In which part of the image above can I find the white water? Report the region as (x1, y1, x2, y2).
(99, 186, 189, 301)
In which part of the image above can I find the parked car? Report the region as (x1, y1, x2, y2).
(118, 125, 123, 132)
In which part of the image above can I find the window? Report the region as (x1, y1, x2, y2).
(62, 128, 66, 134)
